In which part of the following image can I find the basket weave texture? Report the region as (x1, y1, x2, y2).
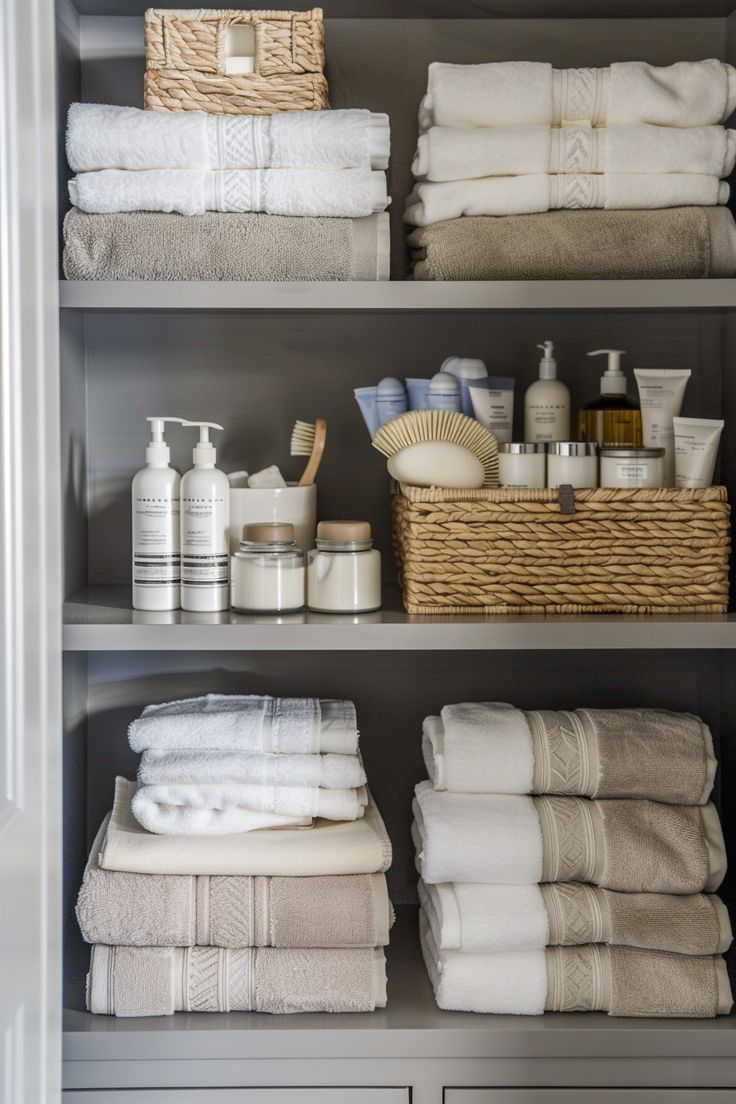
(144, 7, 329, 114)
(393, 484, 731, 615)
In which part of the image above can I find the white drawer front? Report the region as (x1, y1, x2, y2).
(64, 1091, 409, 1104)
(445, 1093, 736, 1104)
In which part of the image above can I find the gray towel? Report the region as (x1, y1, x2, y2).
(63, 209, 390, 281)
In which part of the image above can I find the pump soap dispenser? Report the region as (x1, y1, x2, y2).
(180, 420, 230, 612)
(577, 349, 642, 447)
(524, 340, 570, 443)
(132, 416, 186, 612)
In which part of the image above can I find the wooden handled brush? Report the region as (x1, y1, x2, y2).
(291, 417, 327, 487)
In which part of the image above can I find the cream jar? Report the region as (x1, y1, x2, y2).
(307, 521, 381, 613)
(498, 443, 547, 489)
(600, 447, 665, 489)
(547, 442, 598, 489)
(230, 522, 305, 613)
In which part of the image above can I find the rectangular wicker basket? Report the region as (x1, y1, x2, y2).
(144, 8, 329, 115)
(392, 484, 731, 615)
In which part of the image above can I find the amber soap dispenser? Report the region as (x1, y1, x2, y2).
(576, 348, 642, 447)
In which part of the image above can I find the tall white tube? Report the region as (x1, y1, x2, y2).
(673, 416, 724, 489)
(634, 368, 690, 487)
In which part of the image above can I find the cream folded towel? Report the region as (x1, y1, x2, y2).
(419, 60, 736, 130)
(413, 124, 736, 181)
(420, 909, 732, 1017)
(69, 167, 389, 217)
(67, 103, 390, 172)
(99, 777, 391, 876)
(138, 748, 366, 789)
(404, 173, 728, 226)
(78, 813, 392, 947)
(423, 704, 716, 804)
(87, 944, 387, 1017)
(128, 696, 358, 755)
(132, 781, 368, 835)
(413, 781, 726, 894)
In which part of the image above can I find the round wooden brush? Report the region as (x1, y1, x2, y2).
(291, 417, 327, 487)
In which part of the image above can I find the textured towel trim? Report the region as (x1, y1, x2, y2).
(553, 67, 610, 126)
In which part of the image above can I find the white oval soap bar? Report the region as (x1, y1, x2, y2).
(387, 441, 485, 489)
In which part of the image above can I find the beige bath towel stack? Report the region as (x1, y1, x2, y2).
(415, 702, 733, 1017)
(79, 696, 393, 1017)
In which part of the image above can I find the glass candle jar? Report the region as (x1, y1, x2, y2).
(547, 442, 598, 489)
(307, 520, 382, 613)
(498, 443, 547, 489)
(600, 447, 665, 488)
(230, 522, 305, 613)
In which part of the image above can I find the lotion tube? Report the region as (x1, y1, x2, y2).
(354, 387, 379, 438)
(673, 416, 724, 489)
(634, 368, 691, 486)
(406, 378, 430, 410)
(469, 377, 515, 443)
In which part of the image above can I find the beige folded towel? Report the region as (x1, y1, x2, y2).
(408, 208, 736, 280)
(78, 814, 392, 947)
(63, 209, 390, 281)
(87, 944, 387, 1017)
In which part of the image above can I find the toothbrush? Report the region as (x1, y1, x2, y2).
(291, 417, 327, 487)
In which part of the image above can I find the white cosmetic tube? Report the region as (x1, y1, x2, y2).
(469, 377, 515, 444)
(634, 368, 691, 487)
(673, 416, 724, 489)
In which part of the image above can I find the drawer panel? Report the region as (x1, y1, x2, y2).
(64, 1091, 409, 1104)
(445, 1093, 736, 1103)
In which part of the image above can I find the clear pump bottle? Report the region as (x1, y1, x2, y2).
(132, 416, 185, 612)
(576, 349, 642, 447)
(180, 420, 230, 612)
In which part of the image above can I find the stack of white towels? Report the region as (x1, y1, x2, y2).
(414, 702, 733, 1018)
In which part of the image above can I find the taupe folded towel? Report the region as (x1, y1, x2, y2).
(63, 209, 390, 281)
(77, 814, 392, 948)
(408, 207, 736, 280)
(87, 944, 387, 1016)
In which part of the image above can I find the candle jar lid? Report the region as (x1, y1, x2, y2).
(500, 443, 548, 454)
(549, 442, 598, 456)
(315, 520, 373, 552)
(599, 447, 665, 459)
(237, 522, 301, 554)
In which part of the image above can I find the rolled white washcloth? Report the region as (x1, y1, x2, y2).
(138, 748, 366, 790)
(404, 173, 728, 227)
(69, 167, 389, 218)
(66, 103, 391, 172)
(418, 875, 549, 953)
(423, 704, 534, 794)
(413, 124, 736, 181)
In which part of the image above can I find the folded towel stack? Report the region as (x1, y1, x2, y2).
(414, 702, 733, 1017)
(77, 695, 393, 1016)
(64, 103, 391, 280)
(405, 59, 736, 279)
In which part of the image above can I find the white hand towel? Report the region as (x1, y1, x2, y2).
(128, 696, 358, 755)
(138, 748, 366, 790)
(418, 877, 548, 953)
(404, 173, 729, 226)
(132, 782, 368, 835)
(413, 780, 544, 886)
(419, 59, 736, 130)
(413, 124, 736, 182)
(69, 167, 389, 217)
(423, 703, 534, 794)
(66, 103, 390, 172)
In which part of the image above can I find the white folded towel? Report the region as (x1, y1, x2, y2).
(138, 749, 366, 790)
(404, 173, 728, 227)
(132, 782, 368, 835)
(69, 168, 389, 217)
(423, 704, 534, 794)
(413, 124, 736, 182)
(128, 696, 358, 755)
(66, 103, 391, 172)
(418, 876, 548, 953)
(419, 59, 736, 130)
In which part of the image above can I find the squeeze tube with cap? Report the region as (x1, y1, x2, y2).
(634, 368, 691, 486)
(577, 349, 642, 448)
(428, 371, 461, 412)
(469, 377, 515, 444)
(180, 420, 230, 612)
(132, 416, 186, 612)
(673, 417, 724, 489)
(375, 377, 408, 427)
(354, 387, 379, 438)
(524, 340, 570, 443)
(406, 378, 431, 411)
(441, 356, 488, 416)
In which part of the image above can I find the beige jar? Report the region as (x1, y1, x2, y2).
(307, 521, 382, 613)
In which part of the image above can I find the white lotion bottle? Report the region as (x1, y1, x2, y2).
(524, 340, 571, 443)
(132, 416, 185, 612)
(180, 420, 230, 612)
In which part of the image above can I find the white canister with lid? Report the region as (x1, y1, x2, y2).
(547, 442, 598, 489)
(307, 521, 382, 613)
(600, 447, 665, 488)
(498, 443, 547, 489)
(231, 522, 305, 612)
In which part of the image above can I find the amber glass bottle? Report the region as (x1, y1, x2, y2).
(576, 349, 642, 447)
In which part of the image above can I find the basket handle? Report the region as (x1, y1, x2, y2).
(557, 485, 576, 515)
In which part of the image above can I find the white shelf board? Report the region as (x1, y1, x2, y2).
(58, 279, 736, 312)
(69, 0, 736, 16)
(63, 586, 736, 651)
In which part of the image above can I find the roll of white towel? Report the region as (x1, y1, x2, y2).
(418, 877, 549, 953)
(423, 704, 534, 794)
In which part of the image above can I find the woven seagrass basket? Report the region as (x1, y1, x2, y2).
(144, 8, 329, 115)
(392, 484, 730, 615)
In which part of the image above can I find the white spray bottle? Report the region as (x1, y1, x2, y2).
(180, 421, 230, 612)
(132, 416, 185, 612)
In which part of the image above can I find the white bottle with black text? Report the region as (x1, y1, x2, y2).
(132, 416, 185, 611)
(524, 340, 571, 443)
(180, 421, 230, 612)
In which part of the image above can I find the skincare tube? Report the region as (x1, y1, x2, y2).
(673, 416, 724, 488)
(376, 376, 408, 427)
(354, 386, 379, 438)
(469, 377, 515, 444)
(406, 378, 431, 411)
(441, 356, 488, 416)
(634, 368, 691, 487)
